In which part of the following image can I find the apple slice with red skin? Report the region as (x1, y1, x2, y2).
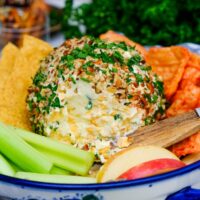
(97, 145, 181, 183)
(117, 158, 186, 181)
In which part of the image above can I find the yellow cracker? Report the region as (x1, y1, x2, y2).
(0, 35, 53, 130)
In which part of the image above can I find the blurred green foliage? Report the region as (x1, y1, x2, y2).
(61, 0, 200, 45)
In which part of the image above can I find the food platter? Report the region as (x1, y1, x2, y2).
(0, 32, 199, 199)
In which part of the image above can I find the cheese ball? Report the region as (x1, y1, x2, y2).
(27, 36, 165, 162)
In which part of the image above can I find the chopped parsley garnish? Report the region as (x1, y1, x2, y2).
(127, 55, 142, 67)
(134, 73, 143, 83)
(85, 97, 93, 110)
(57, 68, 65, 79)
(82, 61, 94, 69)
(43, 106, 50, 114)
(71, 48, 88, 59)
(124, 102, 131, 106)
(100, 51, 114, 64)
(97, 42, 107, 49)
(81, 77, 91, 83)
(126, 74, 132, 84)
(128, 66, 134, 73)
(113, 51, 124, 63)
(61, 55, 75, 70)
(140, 65, 152, 71)
(110, 79, 114, 83)
(106, 42, 117, 49)
(51, 97, 62, 108)
(151, 95, 158, 103)
(36, 92, 46, 102)
(144, 116, 155, 125)
(77, 51, 88, 59)
(100, 69, 107, 74)
(89, 51, 101, 59)
(69, 74, 76, 84)
(51, 83, 58, 92)
(48, 92, 56, 105)
(43, 83, 58, 92)
(110, 67, 118, 73)
(145, 75, 151, 82)
(158, 105, 165, 115)
(83, 43, 93, 52)
(114, 114, 123, 120)
(116, 42, 128, 51)
(127, 94, 133, 99)
(153, 80, 164, 95)
(66, 55, 74, 62)
(33, 72, 47, 86)
(82, 61, 94, 75)
(27, 100, 33, 111)
(144, 94, 158, 103)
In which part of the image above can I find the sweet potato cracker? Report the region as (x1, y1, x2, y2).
(0, 35, 53, 130)
(145, 46, 190, 100)
(167, 64, 200, 117)
(166, 83, 200, 117)
(187, 52, 200, 70)
(167, 51, 200, 157)
(170, 131, 200, 157)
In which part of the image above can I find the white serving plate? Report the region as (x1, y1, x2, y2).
(0, 161, 200, 200)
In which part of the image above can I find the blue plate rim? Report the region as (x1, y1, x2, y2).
(0, 160, 199, 190)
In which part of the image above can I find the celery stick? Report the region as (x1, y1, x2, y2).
(0, 122, 53, 173)
(0, 154, 15, 176)
(37, 147, 89, 175)
(50, 166, 71, 175)
(9, 161, 21, 172)
(10, 126, 94, 172)
(16, 172, 96, 184)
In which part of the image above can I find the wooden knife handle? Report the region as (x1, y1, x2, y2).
(128, 110, 200, 148)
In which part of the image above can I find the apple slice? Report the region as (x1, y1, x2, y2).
(182, 152, 200, 165)
(97, 145, 180, 183)
(117, 158, 186, 181)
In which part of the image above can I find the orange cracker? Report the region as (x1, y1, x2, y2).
(170, 131, 200, 157)
(168, 52, 200, 157)
(145, 46, 190, 100)
(166, 63, 200, 117)
(187, 52, 200, 70)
